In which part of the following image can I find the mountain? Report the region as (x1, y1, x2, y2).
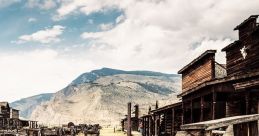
(71, 67, 178, 85)
(10, 93, 53, 119)
(13, 68, 181, 125)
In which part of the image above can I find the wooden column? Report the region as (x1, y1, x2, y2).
(127, 102, 131, 136)
(164, 111, 167, 133)
(212, 91, 217, 120)
(200, 96, 204, 122)
(155, 115, 158, 136)
(158, 114, 161, 135)
(172, 108, 175, 135)
(190, 100, 193, 123)
(147, 116, 150, 136)
(143, 118, 146, 136)
(245, 92, 250, 115)
(182, 102, 185, 125)
(149, 116, 152, 136)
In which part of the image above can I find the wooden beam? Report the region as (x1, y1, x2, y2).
(154, 115, 158, 136)
(182, 102, 185, 125)
(245, 92, 250, 114)
(127, 102, 131, 136)
(191, 100, 193, 123)
(200, 96, 204, 122)
(212, 91, 217, 120)
(148, 117, 150, 136)
(172, 108, 175, 135)
(164, 111, 167, 133)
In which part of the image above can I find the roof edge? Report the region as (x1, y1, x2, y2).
(178, 50, 217, 74)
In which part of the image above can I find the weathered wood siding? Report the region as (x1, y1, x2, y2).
(225, 18, 259, 76)
(182, 57, 214, 92)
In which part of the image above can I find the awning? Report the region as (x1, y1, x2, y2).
(233, 78, 259, 90)
(181, 114, 259, 130)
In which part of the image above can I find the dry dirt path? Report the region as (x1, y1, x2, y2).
(99, 128, 141, 136)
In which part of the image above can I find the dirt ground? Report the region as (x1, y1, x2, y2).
(99, 128, 141, 136)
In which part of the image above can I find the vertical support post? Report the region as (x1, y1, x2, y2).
(143, 118, 145, 136)
(182, 102, 184, 125)
(213, 91, 217, 120)
(148, 116, 151, 136)
(154, 115, 158, 136)
(172, 108, 175, 135)
(127, 102, 131, 136)
(158, 113, 161, 135)
(122, 120, 124, 131)
(164, 112, 167, 134)
(147, 117, 150, 136)
(135, 105, 139, 123)
(190, 100, 193, 123)
(245, 92, 249, 115)
(200, 96, 204, 122)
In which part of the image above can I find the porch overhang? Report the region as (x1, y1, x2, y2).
(181, 114, 259, 130)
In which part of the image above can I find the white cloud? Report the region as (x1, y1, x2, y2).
(28, 17, 37, 23)
(17, 25, 65, 44)
(72, 0, 259, 72)
(55, 0, 127, 19)
(116, 15, 125, 24)
(99, 23, 114, 31)
(0, 49, 97, 102)
(3, 0, 259, 101)
(26, 0, 57, 10)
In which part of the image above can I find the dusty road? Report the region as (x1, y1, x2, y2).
(99, 128, 141, 136)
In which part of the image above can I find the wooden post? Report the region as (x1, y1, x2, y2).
(154, 115, 158, 136)
(182, 102, 185, 125)
(172, 108, 175, 135)
(190, 100, 193, 123)
(158, 113, 161, 135)
(147, 117, 149, 136)
(149, 116, 151, 136)
(200, 96, 204, 122)
(143, 118, 145, 136)
(245, 92, 249, 114)
(164, 111, 167, 133)
(127, 102, 131, 136)
(213, 91, 217, 120)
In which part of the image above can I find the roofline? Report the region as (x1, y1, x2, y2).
(234, 15, 259, 30)
(178, 71, 259, 97)
(178, 50, 217, 74)
(221, 40, 241, 52)
(150, 101, 182, 113)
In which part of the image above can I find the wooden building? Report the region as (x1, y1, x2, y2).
(0, 102, 38, 130)
(178, 50, 228, 124)
(177, 15, 259, 136)
(137, 15, 259, 136)
(121, 104, 140, 132)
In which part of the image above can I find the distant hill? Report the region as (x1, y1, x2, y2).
(10, 93, 53, 119)
(11, 68, 181, 125)
(71, 67, 178, 84)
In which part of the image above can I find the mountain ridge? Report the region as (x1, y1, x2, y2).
(11, 68, 181, 125)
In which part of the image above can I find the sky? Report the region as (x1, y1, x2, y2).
(0, 0, 259, 102)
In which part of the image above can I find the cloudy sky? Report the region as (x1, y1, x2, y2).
(0, 0, 259, 102)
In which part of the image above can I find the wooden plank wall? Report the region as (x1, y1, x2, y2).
(226, 19, 259, 76)
(182, 57, 214, 92)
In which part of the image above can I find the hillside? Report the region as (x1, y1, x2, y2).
(10, 93, 53, 119)
(13, 68, 181, 125)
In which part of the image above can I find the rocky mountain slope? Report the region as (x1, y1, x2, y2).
(10, 93, 53, 118)
(13, 68, 181, 125)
